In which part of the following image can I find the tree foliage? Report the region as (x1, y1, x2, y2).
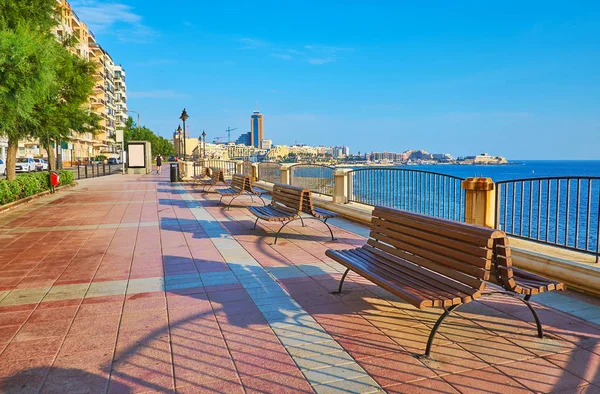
(0, 0, 99, 180)
(122, 117, 175, 157)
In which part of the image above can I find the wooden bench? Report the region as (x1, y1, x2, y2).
(194, 168, 229, 192)
(216, 174, 267, 209)
(325, 206, 564, 357)
(248, 183, 337, 244)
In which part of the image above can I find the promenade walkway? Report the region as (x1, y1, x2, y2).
(1, 171, 600, 393)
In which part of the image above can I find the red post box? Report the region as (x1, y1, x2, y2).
(50, 171, 60, 187)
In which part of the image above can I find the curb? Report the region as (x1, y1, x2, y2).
(0, 183, 78, 214)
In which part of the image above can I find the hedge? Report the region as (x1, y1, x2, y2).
(0, 170, 75, 206)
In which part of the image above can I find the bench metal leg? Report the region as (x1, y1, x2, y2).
(322, 218, 337, 241)
(252, 218, 259, 230)
(226, 195, 243, 211)
(331, 268, 350, 294)
(423, 304, 460, 358)
(274, 220, 294, 245)
(523, 295, 544, 338)
(300, 217, 305, 227)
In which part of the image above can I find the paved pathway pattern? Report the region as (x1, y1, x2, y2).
(0, 172, 600, 393)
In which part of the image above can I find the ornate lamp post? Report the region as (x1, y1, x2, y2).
(179, 109, 189, 160)
(201, 130, 206, 159)
(176, 125, 183, 158)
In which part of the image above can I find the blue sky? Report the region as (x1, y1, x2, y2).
(72, 1, 599, 159)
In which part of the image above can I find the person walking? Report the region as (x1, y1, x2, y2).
(156, 154, 163, 174)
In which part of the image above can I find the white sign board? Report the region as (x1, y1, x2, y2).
(128, 144, 145, 168)
(116, 130, 124, 143)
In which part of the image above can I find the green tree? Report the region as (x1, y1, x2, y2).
(122, 117, 175, 157)
(0, 27, 57, 180)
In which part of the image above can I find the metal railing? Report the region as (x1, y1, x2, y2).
(201, 160, 237, 177)
(290, 164, 335, 196)
(65, 164, 121, 180)
(257, 162, 281, 184)
(347, 168, 466, 222)
(496, 177, 600, 261)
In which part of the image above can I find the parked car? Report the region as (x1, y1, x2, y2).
(15, 158, 36, 173)
(107, 158, 120, 165)
(33, 158, 49, 171)
(0, 159, 5, 176)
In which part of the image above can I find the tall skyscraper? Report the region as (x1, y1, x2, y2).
(250, 110, 263, 149)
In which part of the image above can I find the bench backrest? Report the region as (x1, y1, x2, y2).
(368, 206, 507, 291)
(271, 183, 307, 214)
(299, 189, 319, 216)
(210, 168, 225, 182)
(231, 174, 249, 191)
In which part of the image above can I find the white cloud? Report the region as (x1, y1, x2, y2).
(70, 1, 156, 43)
(235, 37, 354, 65)
(308, 58, 334, 65)
(128, 90, 189, 99)
(271, 53, 293, 60)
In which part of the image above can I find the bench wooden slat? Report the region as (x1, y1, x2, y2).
(374, 207, 499, 248)
(365, 241, 487, 289)
(359, 246, 484, 296)
(348, 248, 471, 304)
(371, 221, 492, 268)
(367, 237, 490, 281)
(372, 217, 491, 258)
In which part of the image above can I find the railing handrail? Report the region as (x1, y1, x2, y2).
(288, 163, 335, 170)
(346, 167, 466, 181)
(497, 176, 600, 185)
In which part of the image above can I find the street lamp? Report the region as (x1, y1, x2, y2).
(176, 125, 183, 158)
(179, 109, 189, 161)
(201, 130, 206, 159)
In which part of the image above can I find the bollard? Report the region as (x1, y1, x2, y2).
(461, 177, 496, 228)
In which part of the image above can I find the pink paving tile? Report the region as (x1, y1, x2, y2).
(119, 310, 168, 333)
(442, 366, 531, 394)
(417, 343, 489, 376)
(59, 331, 118, 356)
(76, 301, 123, 318)
(497, 358, 587, 393)
(241, 369, 314, 394)
(545, 347, 600, 385)
(0, 356, 53, 393)
(212, 298, 261, 316)
(27, 305, 79, 323)
(42, 350, 113, 394)
(357, 351, 437, 387)
(206, 289, 250, 303)
(332, 332, 401, 360)
(176, 379, 245, 394)
(231, 347, 298, 377)
(13, 319, 72, 342)
(457, 335, 538, 365)
(384, 378, 460, 394)
(0, 337, 64, 361)
(222, 328, 283, 352)
(69, 314, 121, 337)
(108, 359, 174, 393)
(0, 310, 32, 327)
(0, 325, 20, 343)
(314, 313, 381, 338)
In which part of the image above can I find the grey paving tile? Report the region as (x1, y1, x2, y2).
(312, 375, 382, 393)
(302, 363, 370, 385)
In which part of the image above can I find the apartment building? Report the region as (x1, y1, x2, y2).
(47, 0, 126, 163)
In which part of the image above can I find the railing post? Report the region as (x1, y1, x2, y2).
(461, 177, 496, 228)
(252, 163, 259, 182)
(235, 161, 243, 175)
(280, 164, 291, 185)
(85, 165, 88, 178)
(333, 169, 350, 204)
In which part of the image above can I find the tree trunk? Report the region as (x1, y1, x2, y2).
(46, 141, 56, 172)
(6, 136, 18, 181)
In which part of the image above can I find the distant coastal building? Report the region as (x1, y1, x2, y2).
(261, 139, 273, 150)
(459, 153, 508, 164)
(333, 146, 350, 158)
(250, 110, 264, 149)
(432, 153, 454, 162)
